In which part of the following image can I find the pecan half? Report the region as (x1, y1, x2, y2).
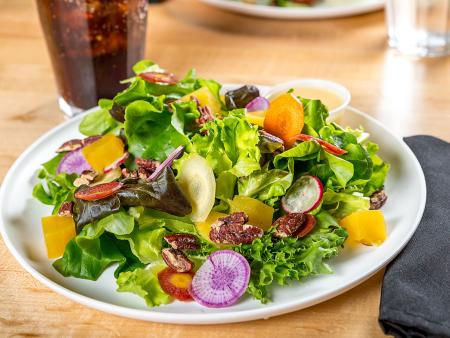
(273, 213, 306, 238)
(164, 234, 199, 251)
(370, 189, 387, 210)
(209, 212, 263, 245)
(161, 248, 193, 272)
(73, 170, 98, 187)
(192, 96, 215, 128)
(55, 135, 101, 153)
(56, 139, 84, 153)
(58, 201, 74, 217)
(136, 158, 161, 171)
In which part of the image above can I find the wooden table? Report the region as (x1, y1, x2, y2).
(1, 0, 449, 336)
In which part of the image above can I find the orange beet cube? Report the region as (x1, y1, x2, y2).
(42, 215, 76, 259)
(81, 134, 125, 172)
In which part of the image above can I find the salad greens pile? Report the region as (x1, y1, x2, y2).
(33, 60, 389, 307)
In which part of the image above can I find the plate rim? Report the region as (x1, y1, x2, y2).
(200, 0, 385, 19)
(0, 100, 426, 324)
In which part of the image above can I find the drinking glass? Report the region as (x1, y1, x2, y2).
(385, 0, 450, 57)
(36, 0, 148, 117)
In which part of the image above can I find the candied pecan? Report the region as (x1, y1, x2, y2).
(58, 201, 74, 217)
(190, 96, 215, 128)
(136, 158, 160, 171)
(122, 168, 138, 179)
(209, 212, 263, 245)
(81, 135, 101, 146)
(370, 189, 388, 210)
(56, 139, 84, 153)
(73, 170, 98, 187)
(164, 234, 199, 251)
(161, 248, 193, 272)
(273, 213, 306, 238)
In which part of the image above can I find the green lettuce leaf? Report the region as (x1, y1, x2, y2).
(124, 100, 191, 161)
(300, 97, 329, 133)
(235, 210, 347, 303)
(117, 226, 166, 264)
(79, 108, 120, 136)
(324, 151, 354, 188)
(322, 190, 370, 220)
(53, 234, 125, 280)
(32, 154, 77, 213)
(190, 114, 261, 177)
(364, 142, 390, 196)
(237, 165, 293, 206)
(116, 266, 171, 307)
(273, 140, 321, 169)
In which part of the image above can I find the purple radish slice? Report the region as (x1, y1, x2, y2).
(281, 175, 323, 214)
(190, 250, 250, 308)
(245, 96, 270, 112)
(56, 148, 92, 175)
(148, 145, 185, 181)
(104, 152, 129, 173)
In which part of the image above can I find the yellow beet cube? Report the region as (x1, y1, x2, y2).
(180, 86, 221, 116)
(230, 196, 274, 231)
(42, 215, 76, 259)
(195, 211, 227, 243)
(82, 134, 125, 172)
(245, 111, 266, 127)
(340, 210, 387, 246)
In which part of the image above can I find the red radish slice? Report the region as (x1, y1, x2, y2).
(158, 268, 194, 301)
(57, 149, 92, 175)
(294, 214, 317, 238)
(190, 250, 250, 308)
(74, 181, 123, 201)
(104, 152, 129, 173)
(148, 145, 185, 181)
(281, 175, 323, 214)
(292, 134, 347, 156)
(245, 96, 269, 112)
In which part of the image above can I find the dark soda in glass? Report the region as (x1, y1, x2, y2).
(36, 0, 148, 117)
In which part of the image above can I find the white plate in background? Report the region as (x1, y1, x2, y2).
(0, 83, 425, 324)
(201, 0, 384, 20)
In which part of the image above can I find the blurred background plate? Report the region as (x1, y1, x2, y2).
(201, 0, 384, 19)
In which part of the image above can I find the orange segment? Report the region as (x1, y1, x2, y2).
(263, 93, 304, 148)
(81, 134, 125, 172)
(42, 215, 76, 258)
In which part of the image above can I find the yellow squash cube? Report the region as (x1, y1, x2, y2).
(82, 134, 125, 172)
(230, 196, 274, 231)
(340, 210, 387, 246)
(42, 215, 76, 259)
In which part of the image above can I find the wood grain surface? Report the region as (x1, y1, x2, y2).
(1, 0, 449, 337)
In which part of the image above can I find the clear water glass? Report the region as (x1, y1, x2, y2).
(386, 0, 450, 57)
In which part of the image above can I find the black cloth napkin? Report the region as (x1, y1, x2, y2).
(379, 135, 450, 338)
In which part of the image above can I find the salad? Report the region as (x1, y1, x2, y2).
(33, 60, 389, 308)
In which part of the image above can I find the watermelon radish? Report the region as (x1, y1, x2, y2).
(57, 148, 92, 175)
(190, 250, 250, 308)
(281, 175, 323, 214)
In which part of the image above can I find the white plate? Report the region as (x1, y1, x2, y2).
(201, 0, 384, 19)
(0, 84, 425, 324)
